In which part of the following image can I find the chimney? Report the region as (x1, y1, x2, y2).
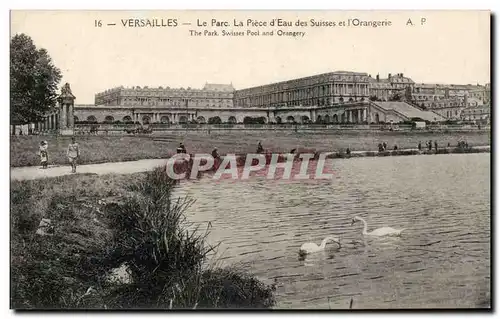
(401, 73, 404, 77)
(388, 73, 392, 79)
(376, 74, 380, 82)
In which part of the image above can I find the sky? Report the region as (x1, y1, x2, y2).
(10, 10, 491, 104)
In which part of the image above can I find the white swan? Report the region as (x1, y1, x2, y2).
(299, 236, 341, 255)
(351, 216, 406, 237)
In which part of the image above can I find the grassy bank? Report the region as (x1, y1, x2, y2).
(11, 130, 490, 167)
(11, 169, 276, 309)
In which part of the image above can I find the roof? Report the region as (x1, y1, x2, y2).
(203, 83, 235, 92)
(373, 101, 445, 121)
(390, 77, 414, 84)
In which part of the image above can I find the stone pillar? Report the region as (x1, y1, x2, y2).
(60, 104, 67, 129)
(68, 104, 74, 128)
(358, 109, 363, 123)
(57, 83, 76, 135)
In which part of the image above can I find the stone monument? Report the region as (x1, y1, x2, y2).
(58, 83, 76, 135)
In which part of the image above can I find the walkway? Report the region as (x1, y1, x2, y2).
(11, 158, 168, 181)
(10, 145, 490, 181)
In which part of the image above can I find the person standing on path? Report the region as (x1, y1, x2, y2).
(434, 140, 438, 153)
(67, 137, 80, 173)
(39, 141, 49, 169)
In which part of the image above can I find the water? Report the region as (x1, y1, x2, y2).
(174, 153, 490, 309)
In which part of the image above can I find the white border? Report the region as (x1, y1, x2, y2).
(2, 1, 497, 318)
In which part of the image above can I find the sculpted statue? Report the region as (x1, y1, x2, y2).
(61, 83, 72, 95)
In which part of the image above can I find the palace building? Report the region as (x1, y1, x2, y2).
(367, 73, 414, 101)
(233, 71, 371, 108)
(32, 70, 494, 135)
(95, 83, 235, 108)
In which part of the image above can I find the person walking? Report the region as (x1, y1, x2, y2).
(39, 141, 49, 169)
(418, 141, 422, 151)
(434, 140, 438, 153)
(67, 137, 80, 173)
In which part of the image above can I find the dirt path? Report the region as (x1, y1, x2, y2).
(10, 158, 168, 181)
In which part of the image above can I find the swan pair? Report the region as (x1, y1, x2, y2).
(351, 216, 406, 237)
(299, 216, 406, 255)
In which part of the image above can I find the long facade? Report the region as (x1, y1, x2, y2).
(233, 71, 371, 108)
(70, 70, 489, 126)
(95, 83, 235, 108)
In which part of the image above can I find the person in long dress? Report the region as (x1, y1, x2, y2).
(67, 137, 80, 173)
(39, 141, 48, 169)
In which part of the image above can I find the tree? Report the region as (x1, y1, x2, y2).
(10, 33, 62, 126)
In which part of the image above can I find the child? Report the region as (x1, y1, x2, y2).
(39, 141, 48, 169)
(67, 137, 80, 173)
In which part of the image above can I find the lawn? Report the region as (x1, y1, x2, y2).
(11, 170, 276, 309)
(10, 130, 491, 167)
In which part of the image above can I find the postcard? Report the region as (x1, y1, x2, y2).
(10, 10, 491, 310)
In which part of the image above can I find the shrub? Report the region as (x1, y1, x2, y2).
(11, 169, 276, 309)
(103, 167, 276, 309)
